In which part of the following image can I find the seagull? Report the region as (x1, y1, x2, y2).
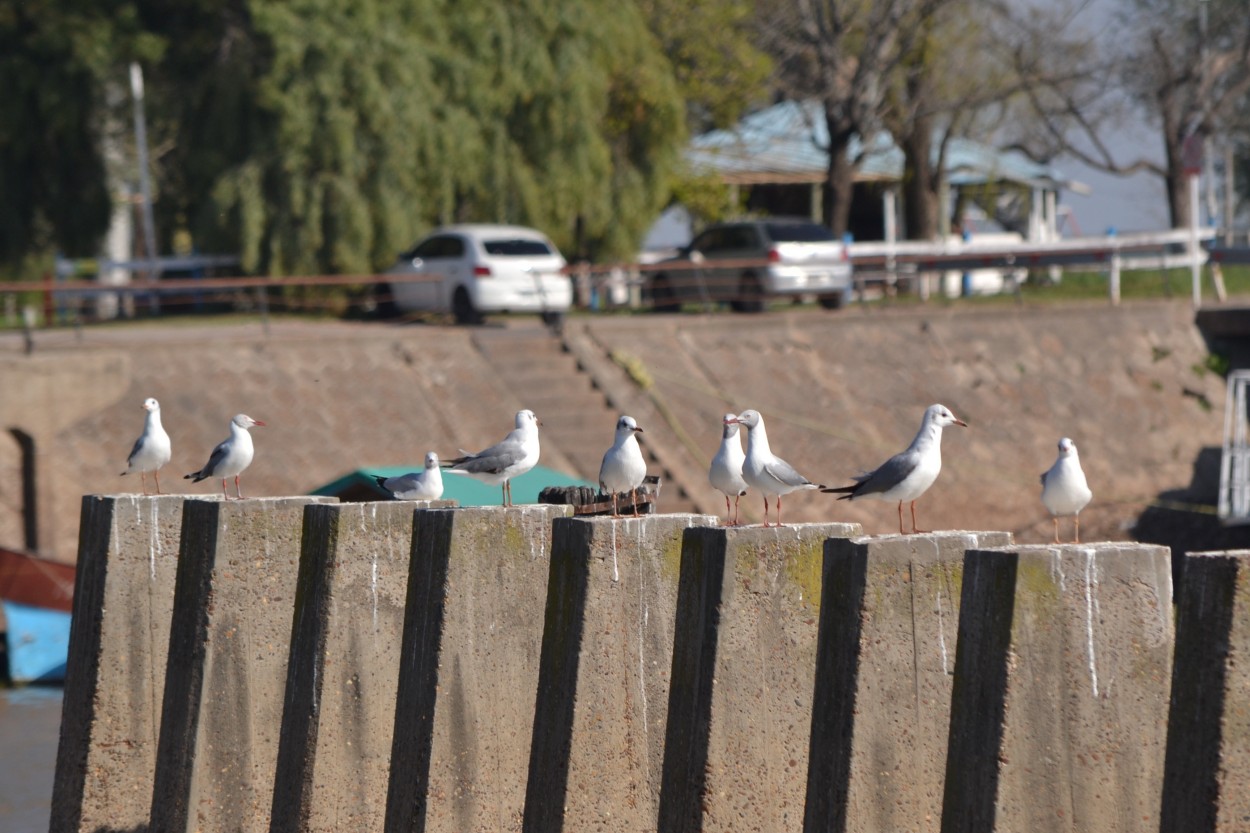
(120, 397, 172, 495)
(731, 409, 822, 527)
(708, 413, 748, 526)
(442, 409, 540, 507)
(599, 415, 647, 517)
(184, 414, 265, 500)
(1041, 437, 1093, 544)
(822, 403, 966, 534)
(374, 452, 445, 501)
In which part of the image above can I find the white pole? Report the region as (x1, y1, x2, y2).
(1190, 172, 1201, 307)
(129, 63, 159, 291)
(883, 189, 897, 294)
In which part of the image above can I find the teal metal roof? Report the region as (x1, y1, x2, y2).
(688, 99, 1067, 189)
(312, 464, 592, 506)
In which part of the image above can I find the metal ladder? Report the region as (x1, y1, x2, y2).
(1218, 369, 1250, 523)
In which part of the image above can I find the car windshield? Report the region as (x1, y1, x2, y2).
(764, 223, 836, 243)
(483, 238, 554, 256)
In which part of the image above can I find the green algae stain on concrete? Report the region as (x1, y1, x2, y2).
(1016, 556, 1062, 607)
(660, 535, 684, 583)
(783, 539, 825, 612)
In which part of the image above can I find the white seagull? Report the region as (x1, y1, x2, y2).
(442, 409, 540, 507)
(708, 413, 748, 526)
(120, 397, 172, 495)
(731, 409, 822, 527)
(374, 451, 445, 501)
(184, 413, 265, 500)
(598, 415, 647, 517)
(1041, 437, 1093, 544)
(822, 403, 966, 534)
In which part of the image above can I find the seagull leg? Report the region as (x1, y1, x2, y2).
(140, 472, 149, 497)
(1073, 516, 1081, 544)
(723, 495, 732, 526)
(733, 494, 741, 526)
(632, 489, 639, 517)
(776, 494, 784, 527)
(761, 495, 771, 527)
(910, 501, 929, 534)
(612, 493, 620, 519)
(154, 469, 162, 495)
(235, 475, 244, 500)
(221, 478, 229, 500)
(897, 501, 905, 534)
(1053, 517, 1061, 544)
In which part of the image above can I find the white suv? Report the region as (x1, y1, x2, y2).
(381, 224, 572, 325)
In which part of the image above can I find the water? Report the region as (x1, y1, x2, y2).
(0, 686, 61, 833)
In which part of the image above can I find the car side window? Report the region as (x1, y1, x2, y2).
(726, 227, 755, 249)
(413, 235, 465, 259)
(693, 229, 725, 254)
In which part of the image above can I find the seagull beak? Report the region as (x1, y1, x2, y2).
(726, 417, 740, 425)
(634, 426, 644, 433)
(253, 419, 267, 427)
(954, 418, 968, 428)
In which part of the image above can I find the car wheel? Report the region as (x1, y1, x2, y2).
(648, 274, 680, 313)
(817, 291, 845, 310)
(735, 273, 765, 313)
(452, 287, 483, 325)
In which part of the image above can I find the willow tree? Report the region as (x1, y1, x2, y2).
(0, 1, 156, 269)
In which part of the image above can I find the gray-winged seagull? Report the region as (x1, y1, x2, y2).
(374, 451, 445, 501)
(1041, 437, 1092, 543)
(442, 409, 540, 507)
(121, 397, 172, 496)
(598, 415, 647, 517)
(185, 413, 265, 500)
(731, 409, 822, 527)
(822, 403, 966, 534)
(709, 412, 748, 526)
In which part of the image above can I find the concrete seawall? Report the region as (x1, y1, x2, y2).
(48, 496, 1250, 832)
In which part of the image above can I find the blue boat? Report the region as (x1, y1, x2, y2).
(0, 546, 74, 684)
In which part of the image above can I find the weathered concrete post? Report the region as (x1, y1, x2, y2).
(941, 543, 1173, 833)
(269, 499, 453, 833)
(50, 494, 186, 833)
(803, 531, 1012, 833)
(147, 496, 335, 833)
(1160, 550, 1250, 832)
(656, 522, 862, 833)
(521, 513, 718, 833)
(383, 505, 572, 833)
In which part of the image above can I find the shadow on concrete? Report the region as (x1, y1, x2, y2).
(91, 826, 148, 833)
(383, 511, 455, 833)
(1133, 446, 1250, 591)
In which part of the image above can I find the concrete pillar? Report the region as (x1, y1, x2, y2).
(941, 543, 1173, 833)
(1160, 550, 1250, 832)
(147, 496, 336, 833)
(50, 494, 186, 833)
(269, 499, 454, 833)
(383, 505, 573, 833)
(657, 522, 863, 833)
(803, 531, 1013, 833)
(521, 513, 718, 833)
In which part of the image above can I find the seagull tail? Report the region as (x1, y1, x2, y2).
(184, 470, 206, 482)
(820, 483, 858, 500)
(372, 475, 391, 491)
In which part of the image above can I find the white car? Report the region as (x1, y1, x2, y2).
(381, 224, 572, 325)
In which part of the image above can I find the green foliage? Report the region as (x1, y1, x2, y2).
(3, 0, 689, 274)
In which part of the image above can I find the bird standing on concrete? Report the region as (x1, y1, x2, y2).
(822, 403, 966, 534)
(732, 409, 822, 527)
(120, 397, 172, 495)
(374, 451, 445, 501)
(443, 409, 540, 507)
(1041, 437, 1093, 544)
(184, 413, 265, 500)
(599, 415, 647, 517)
(708, 413, 748, 526)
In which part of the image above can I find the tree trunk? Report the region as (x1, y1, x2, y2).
(823, 122, 856, 236)
(900, 113, 938, 240)
(1163, 132, 1192, 229)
